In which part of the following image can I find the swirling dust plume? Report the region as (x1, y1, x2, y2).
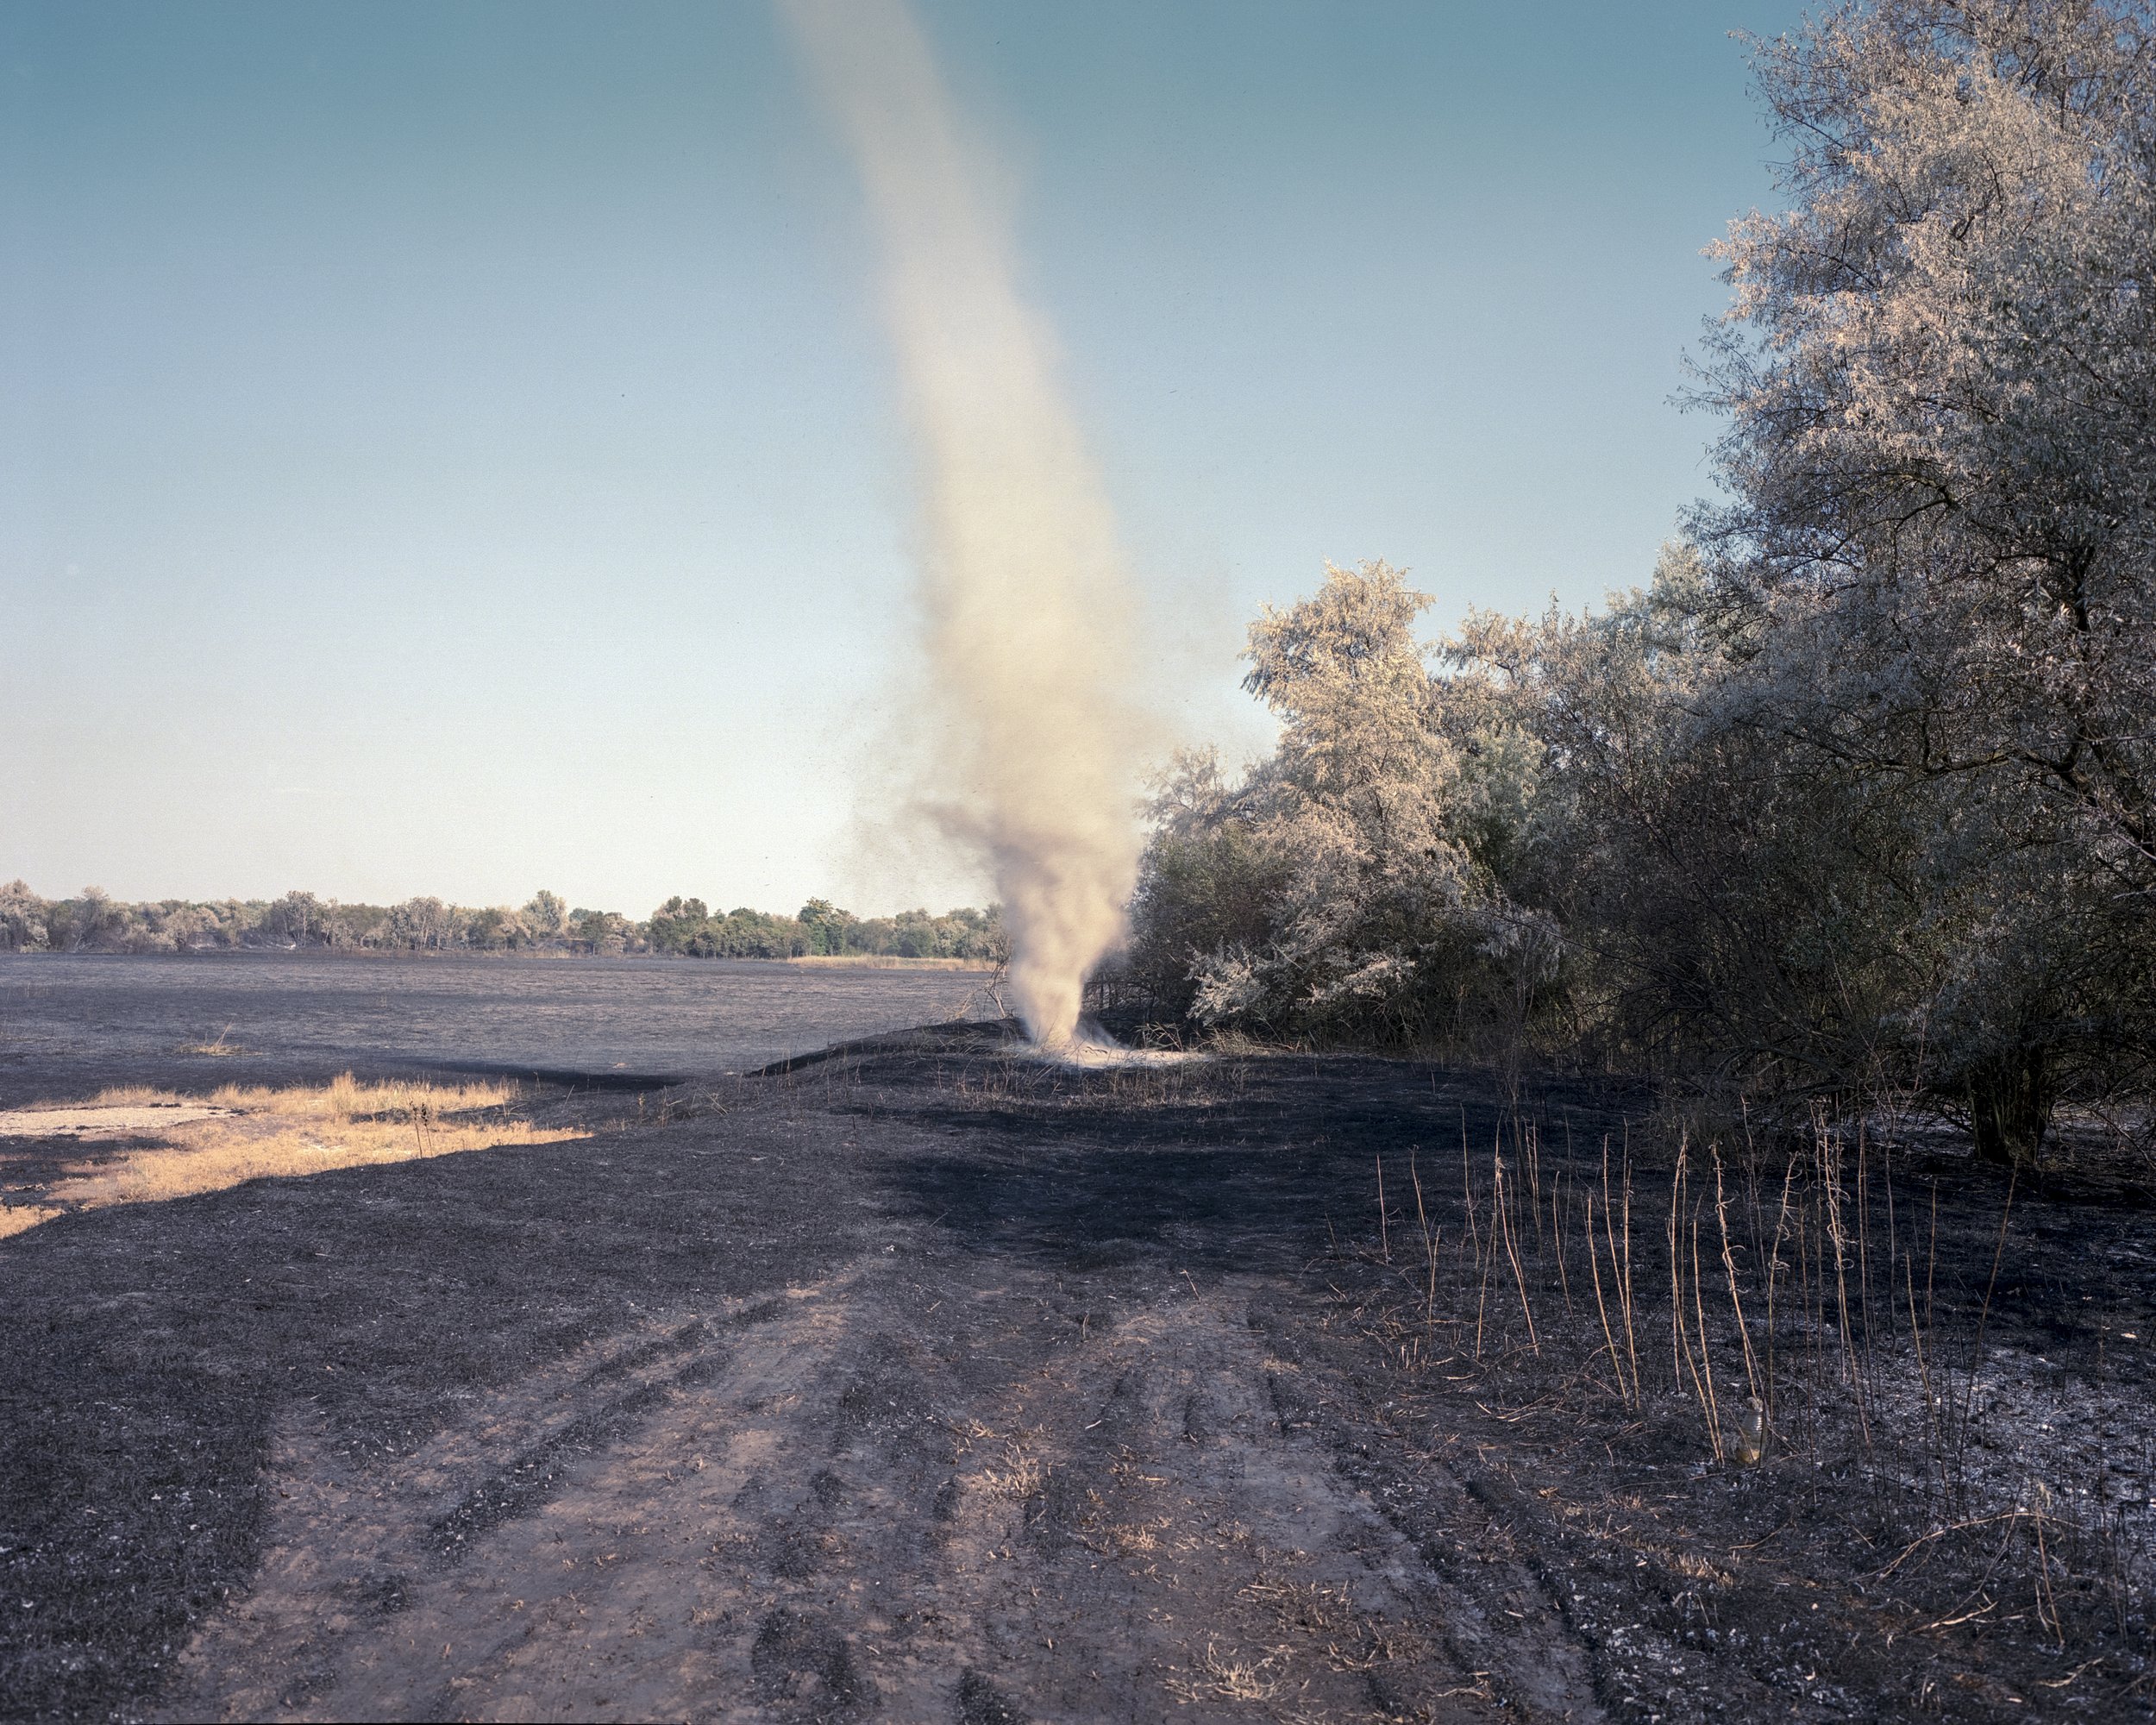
(780, 0, 1144, 1049)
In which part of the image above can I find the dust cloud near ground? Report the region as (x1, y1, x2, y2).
(781, 0, 1147, 1049)
(3, 1012, 2148, 1722)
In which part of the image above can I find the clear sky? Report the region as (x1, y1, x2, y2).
(2, 1, 1799, 917)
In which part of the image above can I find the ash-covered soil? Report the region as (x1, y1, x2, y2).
(2, 1026, 2152, 1722)
(0, 952, 996, 1103)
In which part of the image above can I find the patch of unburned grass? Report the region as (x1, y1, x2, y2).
(10, 1075, 585, 1231)
(1163, 1642, 1285, 1704)
(0, 1205, 62, 1239)
(204, 1072, 520, 1121)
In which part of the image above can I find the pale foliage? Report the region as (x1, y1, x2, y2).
(1131, 1, 2156, 1164)
(1134, 562, 1551, 1045)
(0, 880, 47, 952)
(1702, 0, 2156, 877)
(1689, 0, 2156, 1154)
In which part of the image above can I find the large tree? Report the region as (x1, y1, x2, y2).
(1694, 0, 2156, 1159)
(1131, 562, 1548, 1047)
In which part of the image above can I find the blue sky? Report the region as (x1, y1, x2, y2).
(1, 1, 1798, 915)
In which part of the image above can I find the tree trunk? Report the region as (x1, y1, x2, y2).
(1966, 1045, 2052, 1170)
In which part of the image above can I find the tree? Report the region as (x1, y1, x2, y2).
(569, 907, 631, 955)
(260, 891, 326, 946)
(1129, 561, 1539, 1046)
(1443, 550, 1939, 1093)
(1691, 0, 2156, 1160)
(0, 881, 48, 952)
(523, 890, 568, 940)
(387, 897, 452, 950)
(797, 899, 857, 956)
(649, 897, 714, 955)
(60, 888, 125, 952)
(465, 906, 534, 950)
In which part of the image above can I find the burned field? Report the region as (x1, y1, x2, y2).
(2, 1026, 2153, 1722)
(0, 952, 997, 1101)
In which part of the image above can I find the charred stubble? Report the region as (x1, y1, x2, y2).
(2, 1032, 2148, 1722)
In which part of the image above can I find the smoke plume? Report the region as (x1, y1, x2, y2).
(781, 0, 1144, 1047)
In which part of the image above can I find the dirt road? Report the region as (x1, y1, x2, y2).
(155, 1255, 1595, 1723)
(147, 1041, 1598, 1722)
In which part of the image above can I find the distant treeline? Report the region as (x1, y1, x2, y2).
(0, 881, 1003, 964)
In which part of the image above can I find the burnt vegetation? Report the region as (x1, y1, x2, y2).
(876, 1038, 2156, 1714)
(0, 1026, 2148, 1717)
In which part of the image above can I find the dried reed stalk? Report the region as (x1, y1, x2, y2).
(1709, 1141, 1761, 1404)
(1584, 1193, 1633, 1408)
(1690, 1208, 1724, 1458)
(1495, 1152, 1539, 1353)
(1376, 1154, 1390, 1264)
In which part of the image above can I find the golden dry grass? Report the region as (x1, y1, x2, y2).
(975, 1443, 1048, 1501)
(1163, 1642, 1284, 1704)
(9, 1075, 586, 1230)
(205, 1072, 523, 1120)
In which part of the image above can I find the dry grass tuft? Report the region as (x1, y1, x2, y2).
(1240, 1578, 1353, 1635)
(975, 1442, 1047, 1500)
(204, 1072, 520, 1121)
(1095, 1517, 1173, 1557)
(9, 1075, 585, 1233)
(173, 1027, 247, 1057)
(1163, 1642, 1283, 1703)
